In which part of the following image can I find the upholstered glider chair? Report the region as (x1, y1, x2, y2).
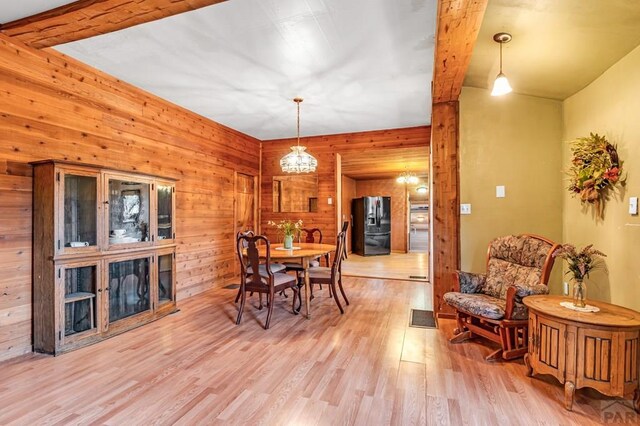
(444, 234, 559, 361)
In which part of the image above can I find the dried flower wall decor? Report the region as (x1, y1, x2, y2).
(567, 133, 624, 217)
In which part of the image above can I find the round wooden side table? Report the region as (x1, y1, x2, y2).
(523, 295, 640, 412)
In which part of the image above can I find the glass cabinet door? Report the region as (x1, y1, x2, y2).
(108, 257, 151, 322)
(157, 254, 174, 306)
(157, 183, 174, 242)
(63, 264, 98, 337)
(62, 173, 98, 250)
(108, 178, 150, 245)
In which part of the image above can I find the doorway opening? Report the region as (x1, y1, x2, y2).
(337, 149, 429, 282)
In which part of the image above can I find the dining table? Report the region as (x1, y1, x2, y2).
(252, 242, 336, 319)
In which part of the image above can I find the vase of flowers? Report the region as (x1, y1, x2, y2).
(267, 219, 303, 249)
(553, 244, 606, 308)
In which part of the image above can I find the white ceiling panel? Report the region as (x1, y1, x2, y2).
(0, 0, 76, 24)
(56, 0, 436, 139)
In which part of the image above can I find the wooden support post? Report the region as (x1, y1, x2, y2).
(430, 101, 460, 318)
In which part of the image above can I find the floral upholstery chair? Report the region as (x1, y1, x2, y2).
(444, 234, 559, 361)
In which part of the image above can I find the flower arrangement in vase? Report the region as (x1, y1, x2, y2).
(566, 133, 624, 218)
(267, 219, 303, 249)
(553, 244, 606, 308)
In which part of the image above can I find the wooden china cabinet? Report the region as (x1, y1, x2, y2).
(32, 160, 177, 355)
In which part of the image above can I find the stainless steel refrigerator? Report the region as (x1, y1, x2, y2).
(352, 196, 391, 256)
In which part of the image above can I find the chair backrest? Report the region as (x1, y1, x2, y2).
(331, 231, 346, 278)
(483, 234, 559, 299)
(301, 228, 322, 243)
(236, 233, 272, 288)
(340, 221, 349, 259)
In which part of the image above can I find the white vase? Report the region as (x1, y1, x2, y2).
(283, 235, 293, 249)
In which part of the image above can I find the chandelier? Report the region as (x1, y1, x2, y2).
(396, 171, 419, 184)
(280, 97, 318, 173)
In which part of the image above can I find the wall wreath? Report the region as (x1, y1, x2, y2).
(567, 133, 624, 218)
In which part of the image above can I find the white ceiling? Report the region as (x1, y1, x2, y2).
(52, 0, 436, 140)
(464, 0, 640, 100)
(0, 0, 76, 24)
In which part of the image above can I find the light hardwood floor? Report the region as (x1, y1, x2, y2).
(342, 252, 429, 283)
(0, 277, 618, 425)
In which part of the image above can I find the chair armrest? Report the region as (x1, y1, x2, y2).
(513, 283, 549, 298)
(505, 284, 549, 320)
(456, 271, 486, 294)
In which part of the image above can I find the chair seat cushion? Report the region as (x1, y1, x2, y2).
(284, 259, 320, 270)
(246, 272, 296, 286)
(443, 292, 506, 320)
(309, 266, 331, 279)
(246, 263, 286, 275)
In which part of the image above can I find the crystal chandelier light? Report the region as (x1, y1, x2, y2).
(396, 171, 419, 184)
(280, 97, 318, 173)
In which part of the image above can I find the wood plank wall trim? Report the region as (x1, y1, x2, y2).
(0, 33, 259, 362)
(0, 0, 228, 49)
(260, 127, 430, 250)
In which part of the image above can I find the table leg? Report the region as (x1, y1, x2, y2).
(564, 381, 575, 411)
(303, 257, 310, 319)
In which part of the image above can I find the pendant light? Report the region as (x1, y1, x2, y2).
(280, 97, 318, 173)
(491, 32, 513, 96)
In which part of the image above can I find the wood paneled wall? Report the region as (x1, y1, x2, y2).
(0, 34, 260, 362)
(261, 127, 430, 246)
(355, 179, 408, 253)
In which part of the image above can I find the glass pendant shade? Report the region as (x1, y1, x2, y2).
(491, 72, 512, 96)
(416, 185, 428, 194)
(280, 97, 318, 174)
(280, 145, 318, 173)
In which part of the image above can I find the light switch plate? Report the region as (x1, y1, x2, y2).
(630, 197, 638, 215)
(496, 185, 506, 198)
(328, 197, 333, 205)
(460, 203, 471, 215)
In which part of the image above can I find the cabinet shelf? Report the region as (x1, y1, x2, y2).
(65, 292, 95, 303)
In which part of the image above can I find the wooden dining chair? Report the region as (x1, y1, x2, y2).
(234, 230, 287, 305)
(308, 230, 349, 314)
(340, 221, 349, 260)
(236, 234, 301, 329)
(284, 227, 328, 278)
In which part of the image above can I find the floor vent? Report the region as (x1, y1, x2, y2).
(409, 275, 427, 280)
(409, 309, 436, 328)
(223, 284, 240, 289)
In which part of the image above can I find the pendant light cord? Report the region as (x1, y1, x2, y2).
(297, 100, 300, 148)
(499, 40, 503, 73)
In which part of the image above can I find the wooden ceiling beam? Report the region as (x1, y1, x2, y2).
(0, 0, 228, 49)
(432, 0, 488, 103)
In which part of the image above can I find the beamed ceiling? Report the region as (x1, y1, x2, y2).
(0, 0, 438, 140)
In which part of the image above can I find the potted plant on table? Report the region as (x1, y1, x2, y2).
(553, 244, 607, 308)
(267, 219, 303, 249)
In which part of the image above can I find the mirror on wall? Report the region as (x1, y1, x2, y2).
(273, 175, 318, 213)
